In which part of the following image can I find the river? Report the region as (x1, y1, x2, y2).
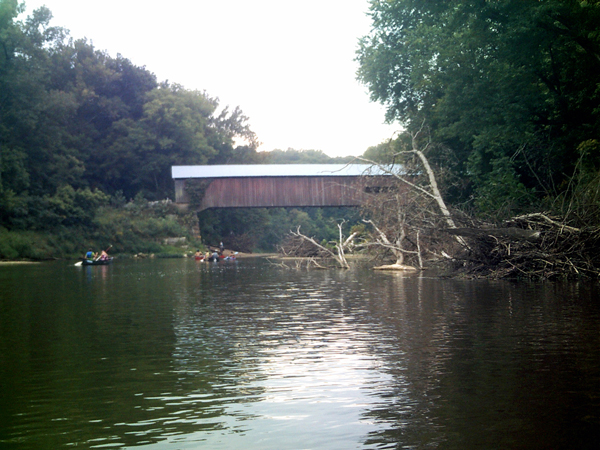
(0, 257, 598, 449)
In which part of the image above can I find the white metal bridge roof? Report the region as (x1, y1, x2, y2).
(172, 164, 389, 179)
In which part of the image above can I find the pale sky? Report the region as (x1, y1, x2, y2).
(22, 0, 399, 157)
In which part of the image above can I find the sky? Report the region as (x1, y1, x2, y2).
(22, 0, 399, 158)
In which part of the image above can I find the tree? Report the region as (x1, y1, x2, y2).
(357, 126, 467, 269)
(357, 0, 600, 215)
(44, 38, 158, 194)
(98, 83, 257, 199)
(1, 3, 259, 229)
(266, 148, 353, 164)
(0, 1, 70, 219)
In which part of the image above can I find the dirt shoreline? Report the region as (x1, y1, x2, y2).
(0, 261, 41, 265)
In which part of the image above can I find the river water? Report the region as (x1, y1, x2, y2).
(0, 258, 598, 449)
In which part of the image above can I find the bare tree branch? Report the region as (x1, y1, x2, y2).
(289, 224, 358, 269)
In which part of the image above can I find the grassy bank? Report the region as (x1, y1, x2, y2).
(0, 202, 204, 261)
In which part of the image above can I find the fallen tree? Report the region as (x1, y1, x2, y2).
(447, 213, 600, 279)
(278, 125, 465, 271)
(447, 150, 600, 279)
(278, 126, 600, 279)
(354, 124, 467, 271)
(280, 221, 359, 269)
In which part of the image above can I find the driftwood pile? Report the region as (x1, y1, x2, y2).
(448, 213, 600, 280)
(277, 212, 600, 279)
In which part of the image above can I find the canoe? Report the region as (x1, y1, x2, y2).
(81, 257, 113, 266)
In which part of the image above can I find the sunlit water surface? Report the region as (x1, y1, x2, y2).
(0, 258, 598, 449)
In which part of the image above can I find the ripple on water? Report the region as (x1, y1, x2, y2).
(1, 259, 598, 449)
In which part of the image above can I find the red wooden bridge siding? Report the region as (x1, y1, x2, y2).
(172, 165, 404, 211)
(200, 176, 368, 210)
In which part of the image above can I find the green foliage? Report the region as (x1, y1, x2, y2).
(92, 84, 260, 199)
(91, 204, 193, 254)
(549, 139, 600, 226)
(132, 216, 186, 237)
(577, 139, 600, 175)
(357, 0, 600, 214)
(0, 4, 367, 258)
(362, 141, 396, 163)
(3, 186, 109, 229)
(0, 4, 259, 230)
(0, 188, 26, 222)
(471, 158, 535, 219)
(110, 190, 127, 207)
(198, 206, 362, 253)
(0, 198, 203, 259)
(184, 179, 212, 210)
(0, 227, 42, 259)
(362, 134, 413, 164)
(265, 148, 353, 164)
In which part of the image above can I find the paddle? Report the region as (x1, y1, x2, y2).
(95, 244, 112, 261)
(74, 245, 112, 266)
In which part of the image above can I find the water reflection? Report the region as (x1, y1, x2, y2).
(0, 260, 598, 449)
(360, 277, 600, 450)
(162, 265, 397, 448)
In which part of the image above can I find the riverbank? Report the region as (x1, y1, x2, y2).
(0, 202, 203, 261)
(0, 261, 41, 265)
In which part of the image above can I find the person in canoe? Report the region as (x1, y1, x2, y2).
(76, 245, 112, 266)
(194, 250, 204, 261)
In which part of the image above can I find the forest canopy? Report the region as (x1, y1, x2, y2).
(0, 0, 259, 229)
(357, 0, 600, 217)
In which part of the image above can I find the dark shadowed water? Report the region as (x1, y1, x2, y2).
(0, 258, 598, 449)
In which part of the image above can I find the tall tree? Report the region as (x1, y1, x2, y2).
(0, 1, 68, 218)
(46, 38, 158, 191)
(1, 2, 262, 232)
(357, 0, 600, 214)
(99, 83, 257, 199)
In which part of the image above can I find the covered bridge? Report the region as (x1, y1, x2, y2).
(172, 164, 396, 211)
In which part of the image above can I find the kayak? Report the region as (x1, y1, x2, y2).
(81, 257, 113, 266)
